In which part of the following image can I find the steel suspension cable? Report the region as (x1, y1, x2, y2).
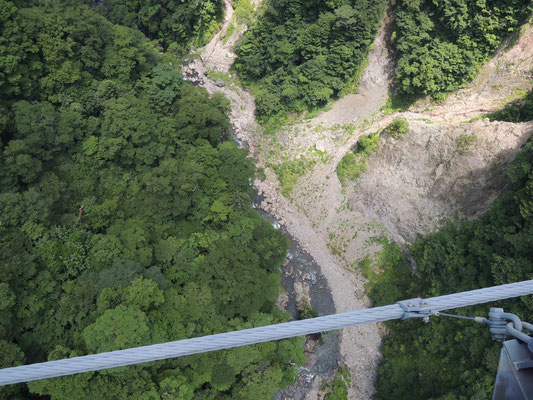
(0, 279, 532, 386)
(436, 312, 479, 321)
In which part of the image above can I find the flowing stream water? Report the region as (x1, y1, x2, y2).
(255, 204, 342, 399)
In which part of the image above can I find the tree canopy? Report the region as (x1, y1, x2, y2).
(93, 0, 224, 50)
(394, 0, 532, 97)
(233, 0, 387, 123)
(0, 1, 304, 399)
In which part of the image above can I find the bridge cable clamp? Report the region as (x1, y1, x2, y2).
(396, 297, 439, 323)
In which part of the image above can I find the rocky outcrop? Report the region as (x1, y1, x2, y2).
(354, 119, 533, 242)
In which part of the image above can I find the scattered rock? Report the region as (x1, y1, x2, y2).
(293, 281, 311, 306)
(276, 292, 289, 310)
(215, 79, 226, 87)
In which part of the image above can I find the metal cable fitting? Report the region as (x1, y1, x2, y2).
(487, 308, 533, 347)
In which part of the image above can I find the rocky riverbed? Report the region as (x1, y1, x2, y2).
(256, 206, 342, 399)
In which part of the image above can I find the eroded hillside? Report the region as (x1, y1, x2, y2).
(356, 119, 533, 241)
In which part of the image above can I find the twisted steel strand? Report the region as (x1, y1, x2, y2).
(0, 279, 531, 386)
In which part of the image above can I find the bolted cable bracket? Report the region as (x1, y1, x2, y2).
(487, 308, 533, 349)
(397, 297, 437, 323)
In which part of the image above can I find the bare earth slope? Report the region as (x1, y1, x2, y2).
(184, 2, 533, 397)
(356, 119, 533, 242)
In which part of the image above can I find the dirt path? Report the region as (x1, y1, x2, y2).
(184, 2, 533, 397)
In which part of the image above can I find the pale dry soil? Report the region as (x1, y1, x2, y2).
(184, 3, 533, 398)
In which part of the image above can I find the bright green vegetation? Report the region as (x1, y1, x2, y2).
(222, 0, 256, 45)
(234, 0, 255, 25)
(205, 69, 241, 90)
(336, 152, 364, 185)
(382, 117, 409, 136)
(457, 134, 477, 154)
(94, 0, 224, 50)
(271, 156, 317, 197)
(268, 140, 330, 197)
(0, 1, 305, 399)
(321, 367, 351, 400)
(336, 132, 380, 185)
(488, 88, 533, 122)
(233, 0, 388, 123)
(395, 0, 531, 97)
(366, 138, 533, 398)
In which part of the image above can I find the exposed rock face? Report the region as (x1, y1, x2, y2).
(353, 119, 533, 242)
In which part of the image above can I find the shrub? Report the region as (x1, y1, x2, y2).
(457, 134, 477, 154)
(382, 117, 409, 136)
(488, 89, 533, 122)
(322, 367, 352, 400)
(336, 133, 380, 185)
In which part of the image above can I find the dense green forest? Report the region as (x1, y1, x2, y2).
(394, 0, 532, 97)
(366, 101, 533, 399)
(233, 0, 531, 124)
(233, 0, 388, 123)
(233, 0, 532, 124)
(0, 1, 304, 399)
(94, 0, 224, 50)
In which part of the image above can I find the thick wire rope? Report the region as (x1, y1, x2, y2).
(0, 279, 531, 386)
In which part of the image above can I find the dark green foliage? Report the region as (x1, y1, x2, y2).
(356, 132, 380, 154)
(362, 240, 412, 307)
(395, 0, 532, 96)
(0, 1, 159, 106)
(489, 89, 533, 122)
(381, 92, 421, 114)
(297, 302, 319, 320)
(234, 0, 388, 123)
(0, 340, 25, 400)
(336, 132, 379, 185)
(0, 1, 304, 398)
(95, 0, 224, 49)
(336, 152, 363, 184)
(368, 141, 533, 399)
(0, 0, 39, 99)
(382, 117, 409, 136)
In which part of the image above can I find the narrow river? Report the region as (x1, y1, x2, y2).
(182, 62, 345, 395)
(256, 205, 341, 399)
